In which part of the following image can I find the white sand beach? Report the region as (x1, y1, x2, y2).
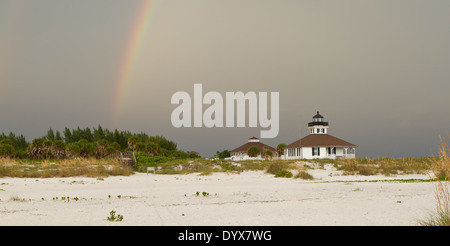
(0, 166, 437, 226)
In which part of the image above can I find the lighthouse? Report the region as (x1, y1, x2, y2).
(284, 111, 357, 159)
(308, 111, 329, 134)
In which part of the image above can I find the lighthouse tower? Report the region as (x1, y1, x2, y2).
(308, 111, 329, 134)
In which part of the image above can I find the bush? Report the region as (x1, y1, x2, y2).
(275, 170, 293, 178)
(295, 171, 314, 180)
(266, 161, 288, 175)
(134, 152, 171, 171)
(357, 165, 375, 176)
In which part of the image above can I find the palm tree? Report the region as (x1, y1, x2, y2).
(277, 143, 286, 160)
(52, 140, 66, 159)
(127, 136, 140, 151)
(28, 138, 45, 159)
(135, 142, 147, 152)
(96, 139, 109, 158)
(265, 150, 273, 160)
(247, 146, 260, 158)
(146, 142, 159, 156)
(0, 139, 15, 158)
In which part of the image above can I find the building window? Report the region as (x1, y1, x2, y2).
(312, 147, 320, 156)
(327, 147, 336, 155)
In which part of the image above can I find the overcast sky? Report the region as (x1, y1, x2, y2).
(1, 0, 450, 158)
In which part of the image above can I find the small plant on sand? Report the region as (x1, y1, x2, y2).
(9, 195, 25, 202)
(294, 170, 314, 180)
(107, 210, 123, 222)
(275, 170, 293, 178)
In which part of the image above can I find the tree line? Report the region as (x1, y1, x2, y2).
(0, 126, 197, 160)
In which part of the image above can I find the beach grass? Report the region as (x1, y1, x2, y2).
(0, 155, 436, 179)
(332, 157, 430, 176)
(0, 157, 133, 178)
(418, 134, 450, 226)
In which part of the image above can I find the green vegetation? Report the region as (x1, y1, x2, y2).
(0, 126, 184, 160)
(275, 170, 293, 178)
(0, 126, 443, 187)
(266, 161, 289, 175)
(276, 143, 286, 159)
(131, 154, 436, 178)
(0, 158, 133, 178)
(295, 171, 314, 180)
(0, 125, 200, 178)
(333, 157, 431, 176)
(247, 146, 260, 158)
(214, 150, 231, 159)
(107, 210, 123, 222)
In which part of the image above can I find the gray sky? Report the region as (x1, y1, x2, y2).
(1, 0, 450, 158)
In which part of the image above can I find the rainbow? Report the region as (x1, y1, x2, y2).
(111, 0, 159, 122)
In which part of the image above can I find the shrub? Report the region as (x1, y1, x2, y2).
(295, 171, 314, 180)
(357, 165, 375, 176)
(275, 170, 293, 178)
(266, 161, 288, 175)
(134, 152, 170, 171)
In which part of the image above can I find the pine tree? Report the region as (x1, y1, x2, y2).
(63, 127, 72, 143)
(46, 128, 55, 141)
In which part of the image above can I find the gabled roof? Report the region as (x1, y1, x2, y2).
(286, 134, 356, 148)
(230, 141, 276, 153)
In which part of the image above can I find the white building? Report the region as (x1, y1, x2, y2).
(229, 137, 277, 160)
(284, 111, 356, 159)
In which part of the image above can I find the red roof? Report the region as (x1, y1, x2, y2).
(286, 134, 356, 148)
(230, 141, 276, 153)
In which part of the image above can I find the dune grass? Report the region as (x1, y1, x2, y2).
(0, 154, 436, 180)
(331, 157, 430, 176)
(419, 134, 450, 226)
(0, 157, 133, 178)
